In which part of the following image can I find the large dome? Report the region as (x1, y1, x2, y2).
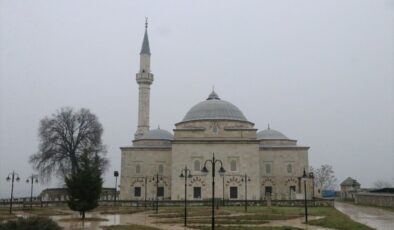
(182, 91, 248, 122)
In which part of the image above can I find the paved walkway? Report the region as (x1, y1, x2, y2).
(335, 201, 394, 230)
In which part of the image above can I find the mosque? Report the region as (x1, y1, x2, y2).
(119, 23, 311, 201)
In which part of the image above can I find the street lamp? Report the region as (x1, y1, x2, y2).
(179, 166, 193, 226)
(114, 171, 119, 206)
(301, 168, 308, 223)
(148, 173, 163, 214)
(6, 171, 20, 214)
(309, 172, 315, 205)
(26, 175, 39, 209)
(241, 174, 251, 212)
(201, 153, 226, 230)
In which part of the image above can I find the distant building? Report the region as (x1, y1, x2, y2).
(39, 188, 116, 201)
(340, 177, 361, 199)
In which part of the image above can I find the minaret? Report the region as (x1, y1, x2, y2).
(135, 19, 154, 139)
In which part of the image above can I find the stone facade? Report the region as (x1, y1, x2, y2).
(119, 24, 312, 201)
(355, 192, 394, 208)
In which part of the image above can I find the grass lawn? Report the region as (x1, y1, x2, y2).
(192, 227, 302, 230)
(102, 224, 161, 230)
(151, 205, 374, 230)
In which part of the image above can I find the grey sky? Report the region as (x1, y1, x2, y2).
(0, 0, 393, 198)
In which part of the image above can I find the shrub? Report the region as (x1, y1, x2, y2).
(0, 216, 61, 230)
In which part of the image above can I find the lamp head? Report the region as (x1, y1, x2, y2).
(114, 171, 119, 177)
(6, 176, 10, 181)
(180, 172, 185, 178)
(16, 176, 20, 182)
(201, 166, 209, 174)
(188, 173, 193, 178)
(218, 166, 226, 176)
(35, 179, 39, 183)
(301, 168, 307, 180)
(26, 179, 29, 183)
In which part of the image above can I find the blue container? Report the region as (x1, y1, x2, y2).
(322, 190, 336, 198)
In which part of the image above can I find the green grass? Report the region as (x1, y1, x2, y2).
(191, 226, 302, 230)
(308, 208, 375, 230)
(152, 206, 374, 230)
(102, 224, 161, 230)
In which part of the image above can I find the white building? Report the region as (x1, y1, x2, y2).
(120, 23, 311, 201)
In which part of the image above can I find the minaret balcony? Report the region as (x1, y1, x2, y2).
(136, 73, 154, 85)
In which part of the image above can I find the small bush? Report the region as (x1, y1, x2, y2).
(0, 216, 61, 230)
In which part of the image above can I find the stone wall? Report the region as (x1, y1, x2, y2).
(355, 192, 394, 208)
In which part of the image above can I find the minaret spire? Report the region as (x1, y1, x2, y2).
(140, 17, 151, 55)
(135, 19, 154, 139)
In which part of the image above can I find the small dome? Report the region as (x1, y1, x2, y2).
(257, 126, 288, 140)
(140, 128, 173, 140)
(182, 91, 248, 122)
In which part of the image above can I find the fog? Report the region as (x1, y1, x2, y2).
(0, 0, 393, 198)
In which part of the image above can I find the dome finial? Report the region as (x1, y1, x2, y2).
(145, 17, 148, 29)
(207, 88, 220, 100)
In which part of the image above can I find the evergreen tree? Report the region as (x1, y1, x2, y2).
(65, 151, 103, 219)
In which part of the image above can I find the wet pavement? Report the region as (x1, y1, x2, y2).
(50, 211, 334, 230)
(335, 201, 394, 230)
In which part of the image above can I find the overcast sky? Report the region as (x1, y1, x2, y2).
(1, 0, 393, 198)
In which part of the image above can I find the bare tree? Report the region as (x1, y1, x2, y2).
(373, 179, 392, 189)
(30, 107, 107, 181)
(310, 164, 338, 190)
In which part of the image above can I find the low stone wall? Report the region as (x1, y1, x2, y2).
(355, 192, 394, 208)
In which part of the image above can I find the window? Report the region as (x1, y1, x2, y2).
(158, 164, 164, 173)
(136, 164, 141, 174)
(134, 187, 141, 197)
(230, 160, 237, 171)
(289, 186, 296, 193)
(265, 186, 272, 195)
(193, 187, 201, 199)
(265, 164, 271, 174)
(287, 164, 292, 174)
(157, 187, 164, 197)
(230, 187, 238, 199)
(194, 160, 200, 171)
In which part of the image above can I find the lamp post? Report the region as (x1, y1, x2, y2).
(26, 175, 39, 209)
(114, 171, 119, 206)
(301, 168, 308, 223)
(201, 153, 226, 230)
(149, 173, 163, 214)
(309, 172, 315, 205)
(6, 171, 20, 214)
(179, 166, 193, 226)
(222, 175, 225, 205)
(241, 174, 251, 212)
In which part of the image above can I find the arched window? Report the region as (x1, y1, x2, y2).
(158, 164, 164, 173)
(136, 164, 141, 174)
(265, 164, 271, 174)
(194, 160, 200, 171)
(230, 160, 237, 171)
(287, 164, 292, 174)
